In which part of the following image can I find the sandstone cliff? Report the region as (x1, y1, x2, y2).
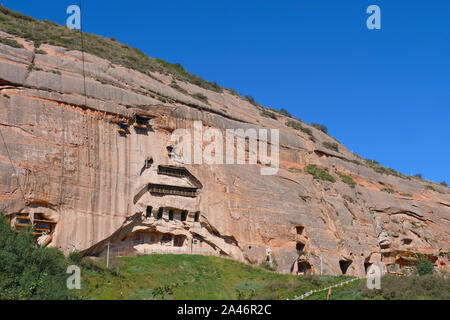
(0, 7, 448, 276)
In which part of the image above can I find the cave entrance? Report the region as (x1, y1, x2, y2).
(339, 260, 352, 275)
(298, 261, 311, 275)
(146, 206, 152, 217)
(364, 262, 372, 275)
(296, 241, 305, 252)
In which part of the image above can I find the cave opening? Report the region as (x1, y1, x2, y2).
(339, 260, 352, 274)
(296, 242, 305, 252)
(364, 262, 372, 274)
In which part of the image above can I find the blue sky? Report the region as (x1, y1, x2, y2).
(3, 0, 449, 183)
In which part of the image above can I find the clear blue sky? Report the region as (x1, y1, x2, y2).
(3, 0, 449, 183)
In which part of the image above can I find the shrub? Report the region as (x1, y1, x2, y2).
(305, 165, 336, 183)
(191, 92, 208, 104)
(342, 195, 355, 204)
(0, 37, 24, 48)
(260, 110, 278, 120)
(364, 159, 406, 178)
(0, 213, 71, 300)
(413, 173, 423, 179)
(285, 121, 316, 142)
(170, 81, 188, 94)
(279, 108, 292, 117)
(322, 142, 339, 152)
(439, 181, 448, 187)
(311, 123, 328, 134)
(34, 48, 47, 54)
(381, 187, 395, 194)
(416, 259, 434, 276)
(285, 120, 302, 130)
(245, 95, 258, 106)
(337, 172, 356, 188)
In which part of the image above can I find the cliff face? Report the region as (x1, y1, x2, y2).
(0, 29, 449, 276)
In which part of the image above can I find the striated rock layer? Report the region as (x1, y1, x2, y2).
(0, 32, 449, 276)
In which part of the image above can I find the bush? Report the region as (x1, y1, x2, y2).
(0, 213, 71, 299)
(416, 258, 434, 276)
(285, 120, 302, 130)
(279, 108, 292, 117)
(245, 95, 258, 106)
(34, 48, 47, 54)
(305, 165, 336, 183)
(260, 110, 278, 120)
(322, 142, 339, 152)
(311, 123, 328, 134)
(439, 181, 447, 187)
(191, 92, 208, 104)
(337, 173, 356, 188)
(0, 37, 24, 48)
(364, 159, 406, 178)
(381, 188, 395, 194)
(285, 120, 316, 142)
(360, 274, 449, 300)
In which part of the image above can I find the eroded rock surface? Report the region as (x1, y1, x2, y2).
(0, 32, 449, 276)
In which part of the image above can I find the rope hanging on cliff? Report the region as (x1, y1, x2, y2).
(0, 128, 27, 205)
(77, 0, 95, 217)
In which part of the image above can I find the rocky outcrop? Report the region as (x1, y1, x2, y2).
(0, 31, 449, 276)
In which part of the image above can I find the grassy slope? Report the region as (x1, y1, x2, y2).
(304, 274, 450, 300)
(80, 254, 351, 300)
(0, 5, 222, 92)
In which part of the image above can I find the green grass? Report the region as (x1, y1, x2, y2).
(305, 165, 336, 183)
(306, 274, 450, 300)
(337, 172, 356, 188)
(80, 254, 350, 300)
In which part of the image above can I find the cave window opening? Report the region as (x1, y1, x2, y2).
(296, 226, 304, 235)
(339, 260, 352, 275)
(133, 115, 149, 129)
(181, 210, 187, 222)
(161, 234, 172, 246)
(364, 262, 372, 274)
(146, 206, 152, 217)
(402, 239, 412, 245)
(298, 262, 311, 275)
(157, 208, 163, 220)
(169, 210, 174, 221)
(296, 242, 305, 252)
(145, 157, 153, 168)
(174, 235, 185, 247)
(194, 211, 200, 222)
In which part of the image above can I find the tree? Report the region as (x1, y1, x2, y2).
(311, 123, 328, 134)
(0, 213, 71, 299)
(279, 108, 292, 117)
(416, 257, 434, 276)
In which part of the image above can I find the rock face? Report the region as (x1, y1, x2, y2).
(0, 31, 449, 276)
